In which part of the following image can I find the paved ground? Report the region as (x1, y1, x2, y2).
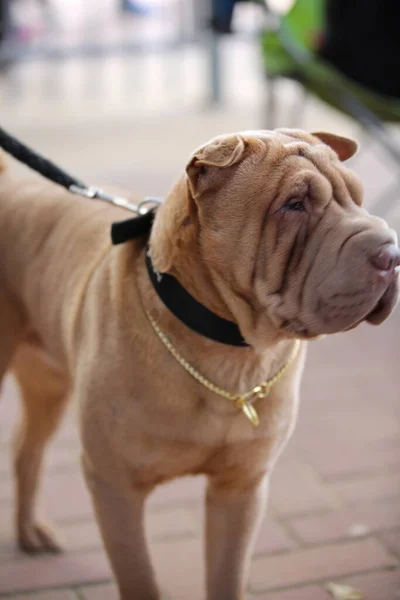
(0, 8, 400, 597)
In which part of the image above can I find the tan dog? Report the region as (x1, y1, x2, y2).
(0, 129, 399, 600)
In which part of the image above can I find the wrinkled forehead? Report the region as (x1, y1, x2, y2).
(237, 130, 364, 206)
(238, 129, 328, 157)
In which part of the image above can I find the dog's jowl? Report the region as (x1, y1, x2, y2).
(0, 129, 398, 600)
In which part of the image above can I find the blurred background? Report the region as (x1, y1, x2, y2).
(0, 1, 400, 599)
(0, 0, 399, 218)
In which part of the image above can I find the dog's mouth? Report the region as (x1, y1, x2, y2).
(341, 270, 399, 332)
(365, 272, 399, 325)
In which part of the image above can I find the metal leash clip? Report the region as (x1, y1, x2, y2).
(69, 185, 163, 215)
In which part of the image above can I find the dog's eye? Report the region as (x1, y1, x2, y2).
(284, 198, 305, 212)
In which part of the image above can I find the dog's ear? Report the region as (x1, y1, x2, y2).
(312, 131, 358, 161)
(186, 134, 246, 197)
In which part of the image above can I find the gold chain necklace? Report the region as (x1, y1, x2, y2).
(145, 310, 301, 427)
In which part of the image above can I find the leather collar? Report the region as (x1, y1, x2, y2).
(145, 251, 249, 347)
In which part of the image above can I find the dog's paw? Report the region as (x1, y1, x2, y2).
(18, 521, 63, 554)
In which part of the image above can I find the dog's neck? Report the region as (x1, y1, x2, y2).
(147, 176, 286, 350)
(164, 245, 234, 322)
(149, 176, 238, 325)
(149, 232, 249, 346)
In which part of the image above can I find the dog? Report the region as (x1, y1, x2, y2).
(0, 129, 399, 600)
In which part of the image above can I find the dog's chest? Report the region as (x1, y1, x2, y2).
(110, 387, 296, 487)
(122, 429, 278, 487)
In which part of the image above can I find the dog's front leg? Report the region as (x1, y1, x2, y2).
(83, 458, 160, 600)
(205, 473, 268, 600)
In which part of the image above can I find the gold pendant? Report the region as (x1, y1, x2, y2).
(236, 397, 260, 426)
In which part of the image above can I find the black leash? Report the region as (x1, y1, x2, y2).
(0, 126, 248, 346)
(0, 126, 85, 189)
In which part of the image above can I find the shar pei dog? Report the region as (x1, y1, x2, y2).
(0, 129, 398, 600)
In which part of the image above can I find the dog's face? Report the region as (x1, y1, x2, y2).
(153, 129, 400, 345)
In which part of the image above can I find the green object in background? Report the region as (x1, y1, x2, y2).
(261, 0, 400, 123)
(280, 0, 323, 51)
(262, 0, 324, 78)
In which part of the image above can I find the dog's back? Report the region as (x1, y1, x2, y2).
(0, 158, 129, 363)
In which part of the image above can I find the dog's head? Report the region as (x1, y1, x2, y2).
(150, 129, 399, 346)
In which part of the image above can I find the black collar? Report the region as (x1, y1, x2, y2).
(145, 251, 249, 347)
(111, 210, 249, 347)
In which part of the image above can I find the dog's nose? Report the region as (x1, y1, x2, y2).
(371, 244, 400, 272)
